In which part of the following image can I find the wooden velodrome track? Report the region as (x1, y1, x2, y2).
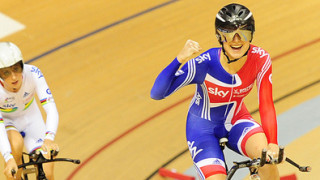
(0, 0, 319, 179)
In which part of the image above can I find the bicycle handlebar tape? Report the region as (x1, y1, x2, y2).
(278, 146, 284, 163)
(260, 148, 267, 167)
(299, 166, 312, 172)
(286, 157, 312, 172)
(74, 159, 81, 164)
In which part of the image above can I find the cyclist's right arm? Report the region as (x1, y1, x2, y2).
(0, 117, 17, 178)
(0, 118, 13, 162)
(150, 40, 206, 100)
(150, 55, 210, 100)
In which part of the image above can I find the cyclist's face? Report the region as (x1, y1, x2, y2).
(222, 33, 250, 60)
(0, 62, 23, 92)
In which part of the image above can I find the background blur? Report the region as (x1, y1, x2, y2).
(0, 0, 319, 179)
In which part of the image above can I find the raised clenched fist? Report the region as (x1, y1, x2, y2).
(177, 40, 202, 64)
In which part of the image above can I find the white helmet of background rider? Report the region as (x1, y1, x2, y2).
(0, 42, 24, 69)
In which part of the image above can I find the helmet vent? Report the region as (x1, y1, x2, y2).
(238, 10, 244, 16)
(221, 8, 227, 14)
(226, 12, 232, 18)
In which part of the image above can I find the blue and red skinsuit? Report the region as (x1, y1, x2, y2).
(151, 45, 278, 179)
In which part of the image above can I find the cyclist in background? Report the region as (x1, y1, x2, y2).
(151, 3, 281, 180)
(0, 42, 59, 180)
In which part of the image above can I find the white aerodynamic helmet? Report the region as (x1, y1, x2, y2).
(0, 42, 23, 69)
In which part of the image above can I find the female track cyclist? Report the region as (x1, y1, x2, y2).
(0, 42, 59, 180)
(151, 3, 281, 180)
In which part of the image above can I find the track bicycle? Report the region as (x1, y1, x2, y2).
(11, 150, 81, 180)
(218, 138, 312, 180)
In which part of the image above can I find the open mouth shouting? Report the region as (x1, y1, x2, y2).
(230, 45, 243, 51)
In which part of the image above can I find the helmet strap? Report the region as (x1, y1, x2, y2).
(221, 45, 250, 64)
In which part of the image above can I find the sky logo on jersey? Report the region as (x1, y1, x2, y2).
(193, 52, 211, 64)
(251, 47, 269, 59)
(188, 141, 203, 160)
(3, 104, 15, 108)
(195, 92, 202, 105)
(208, 87, 229, 98)
(31, 66, 44, 78)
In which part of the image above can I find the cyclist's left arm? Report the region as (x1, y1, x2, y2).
(31, 66, 59, 143)
(256, 56, 278, 145)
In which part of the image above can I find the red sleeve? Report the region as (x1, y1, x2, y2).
(257, 58, 278, 144)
